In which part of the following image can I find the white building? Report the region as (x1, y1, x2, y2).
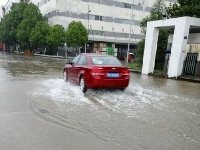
(29, 0, 176, 54)
(0, 0, 30, 18)
(3, 0, 21, 15)
(0, 6, 3, 21)
(1, 0, 176, 54)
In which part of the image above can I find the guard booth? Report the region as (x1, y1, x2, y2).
(142, 17, 200, 78)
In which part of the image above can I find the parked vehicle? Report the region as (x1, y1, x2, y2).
(63, 53, 130, 92)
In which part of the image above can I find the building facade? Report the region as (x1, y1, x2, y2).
(1, 0, 30, 19)
(1, 0, 176, 56)
(28, 0, 176, 56)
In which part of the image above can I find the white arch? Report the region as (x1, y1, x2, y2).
(142, 17, 200, 78)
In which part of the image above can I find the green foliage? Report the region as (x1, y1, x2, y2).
(137, 0, 168, 69)
(0, 15, 10, 44)
(17, 3, 44, 47)
(47, 24, 66, 47)
(65, 21, 88, 48)
(0, 2, 28, 45)
(140, 0, 166, 34)
(30, 21, 50, 47)
(136, 40, 145, 64)
(167, 0, 200, 18)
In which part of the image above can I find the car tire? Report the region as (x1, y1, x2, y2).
(120, 88, 126, 91)
(80, 76, 87, 93)
(63, 70, 68, 82)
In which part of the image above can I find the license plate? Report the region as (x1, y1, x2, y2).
(107, 73, 119, 78)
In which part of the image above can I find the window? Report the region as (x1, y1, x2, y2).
(98, 31, 104, 36)
(89, 15, 95, 20)
(90, 15, 105, 21)
(99, 16, 105, 21)
(72, 55, 81, 64)
(124, 3, 132, 9)
(95, 15, 99, 20)
(122, 19, 131, 24)
(92, 30, 104, 36)
(91, 56, 122, 66)
(90, 0, 105, 4)
(77, 55, 87, 65)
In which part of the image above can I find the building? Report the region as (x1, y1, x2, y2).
(0, 0, 176, 56)
(0, 0, 30, 18)
(3, 0, 20, 15)
(28, 0, 175, 57)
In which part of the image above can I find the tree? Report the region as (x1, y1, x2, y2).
(8, 2, 29, 46)
(136, 40, 145, 65)
(46, 24, 66, 54)
(17, 3, 44, 49)
(30, 21, 50, 48)
(0, 2, 28, 47)
(167, 0, 200, 18)
(65, 21, 88, 53)
(0, 15, 11, 45)
(140, 0, 167, 34)
(137, 0, 168, 69)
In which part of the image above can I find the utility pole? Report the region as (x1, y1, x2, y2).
(126, 0, 134, 66)
(85, 5, 91, 53)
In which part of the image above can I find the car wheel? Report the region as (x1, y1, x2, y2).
(63, 70, 68, 82)
(80, 76, 87, 93)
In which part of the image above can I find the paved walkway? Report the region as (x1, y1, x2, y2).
(129, 69, 200, 83)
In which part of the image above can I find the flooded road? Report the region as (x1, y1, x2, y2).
(0, 52, 200, 150)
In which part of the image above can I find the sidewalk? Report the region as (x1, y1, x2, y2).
(129, 68, 200, 83)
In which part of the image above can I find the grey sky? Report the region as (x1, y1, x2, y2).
(0, 0, 7, 6)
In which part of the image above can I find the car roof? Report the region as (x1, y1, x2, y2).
(82, 53, 111, 57)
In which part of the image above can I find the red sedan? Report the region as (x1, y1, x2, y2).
(63, 53, 130, 92)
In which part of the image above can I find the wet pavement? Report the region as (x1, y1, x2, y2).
(0, 52, 200, 150)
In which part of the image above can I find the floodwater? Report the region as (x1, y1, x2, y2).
(0, 52, 200, 150)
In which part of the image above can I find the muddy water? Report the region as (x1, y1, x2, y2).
(1, 52, 200, 150)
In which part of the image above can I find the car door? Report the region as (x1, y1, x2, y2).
(74, 55, 87, 84)
(69, 55, 81, 83)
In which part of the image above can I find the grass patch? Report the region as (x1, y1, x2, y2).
(127, 61, 142, 70)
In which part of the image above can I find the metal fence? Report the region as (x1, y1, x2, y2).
(183, 53, 198, 75)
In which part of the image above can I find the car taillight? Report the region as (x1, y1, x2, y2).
(91, 72, 104, 76)
(122, 69, 130, 76)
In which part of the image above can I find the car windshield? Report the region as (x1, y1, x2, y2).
(90, 56, 122, 66)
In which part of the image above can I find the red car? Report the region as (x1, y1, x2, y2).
(63, 53, 130, 92)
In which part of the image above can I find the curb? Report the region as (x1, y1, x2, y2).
(129, 68, 200, 83)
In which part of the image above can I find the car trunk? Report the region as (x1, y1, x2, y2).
(91, 66, 129, 79)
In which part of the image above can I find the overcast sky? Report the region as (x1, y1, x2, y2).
(0, 0, 7, 6)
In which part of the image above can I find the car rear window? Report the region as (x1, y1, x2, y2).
(90, 56, 122, 66)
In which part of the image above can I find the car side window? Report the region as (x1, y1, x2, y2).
(72, 55, 81, 64)
(77, 55, 87, 65)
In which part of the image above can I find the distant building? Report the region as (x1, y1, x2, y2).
(29, 0, 175, 55)
(0, 0, 31, 18)
(0, 0, 176, 56)
(0, 6, 3, 21)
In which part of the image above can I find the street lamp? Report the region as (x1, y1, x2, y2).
(126, 0, 134, 66)
(85, 5, 91, 53)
